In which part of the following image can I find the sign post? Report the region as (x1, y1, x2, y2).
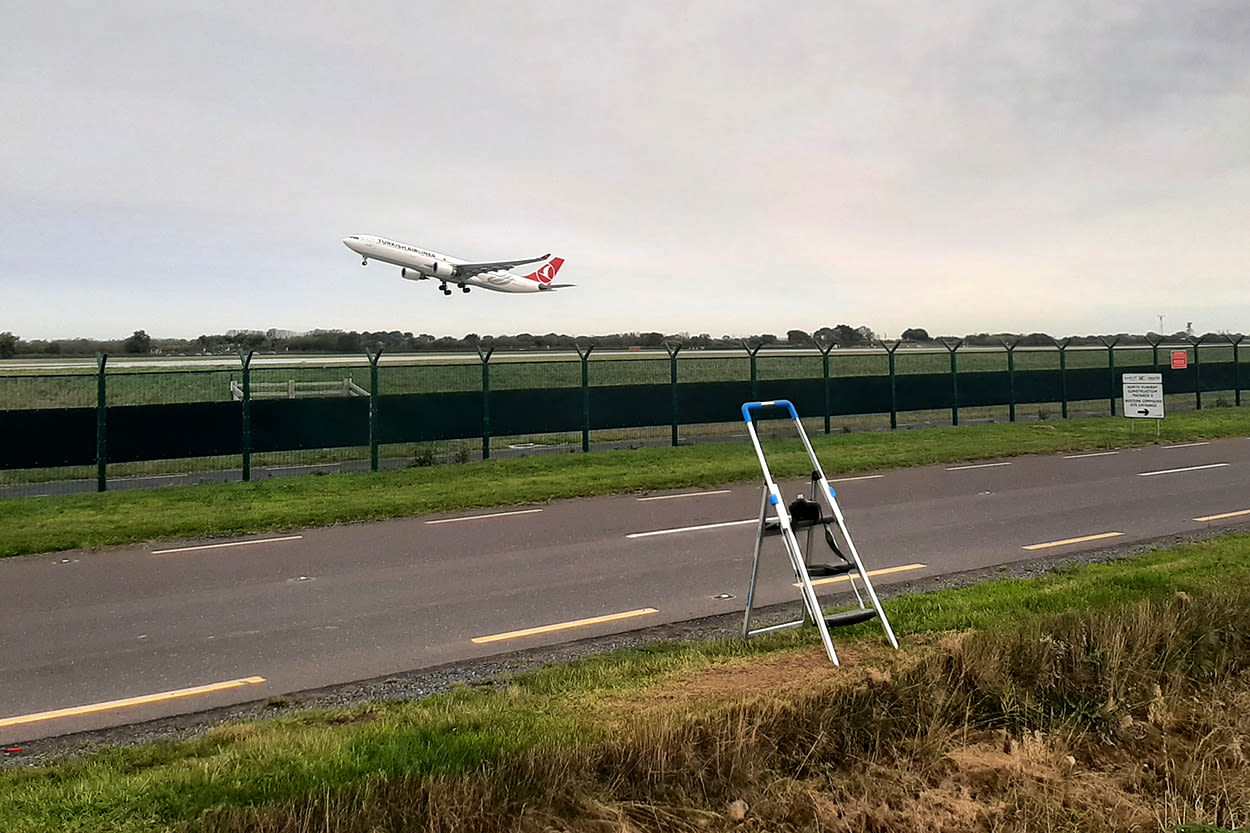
(1122, 372, 1164, 436)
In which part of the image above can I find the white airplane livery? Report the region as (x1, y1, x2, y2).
(342, 235, 571, 295)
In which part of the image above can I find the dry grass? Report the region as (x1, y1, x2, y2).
(196, 590, 1250, 833)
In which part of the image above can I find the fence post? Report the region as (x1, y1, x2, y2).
(95, 353, 108, 492)
(1054, 338, 1071, 419)
(884, 340, 901, 430)
(665, 342, 682, 447)
(240, 350, 254, 481)
(1190, 336, 1203, 410)
(1230, 334, 1245, 407)
(1098, 336, 1120, 416)
(941, 339, 963, 426)
(1001, 338, 1018, 422)
(817, 338, 836, 434)
(476, 345, 495, 460)
(576, 343, 594, 452)
(741, 339, 762, 401)
(366, 346, 383, 472)
(1146, 335, 1161, 372)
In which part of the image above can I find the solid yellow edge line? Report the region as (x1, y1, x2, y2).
(472, 608, 659, 644)
(1193, 508, 1250, 522)
(1022, 532, 1124, 551)
(797, 563, 927, 588)
(0, 677, 267, 729)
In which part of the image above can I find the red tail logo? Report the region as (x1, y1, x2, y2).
(524, 257, 564, 284)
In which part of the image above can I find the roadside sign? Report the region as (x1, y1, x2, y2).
(1122, 372, 1164, 419)
(1171, 350, 1188, 370)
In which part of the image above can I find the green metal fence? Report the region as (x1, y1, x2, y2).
(1, 340, 1245, 490)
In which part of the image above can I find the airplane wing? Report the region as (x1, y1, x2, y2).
(454, 253, 551, 279)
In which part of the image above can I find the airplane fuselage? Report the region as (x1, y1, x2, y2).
(342, 235, 555, 294)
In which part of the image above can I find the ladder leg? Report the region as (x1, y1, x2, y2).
(824, 490, 899, 650)
(783, 526, 839, 665)
(741, 490, 770, 638)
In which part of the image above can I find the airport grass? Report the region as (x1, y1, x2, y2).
(2, 407, 1250, 558)
(2, 533, 1249, 831)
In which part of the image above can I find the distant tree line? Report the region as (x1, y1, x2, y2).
(0, 325, 1237, 359)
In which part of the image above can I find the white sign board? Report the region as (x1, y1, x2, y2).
(1122, 373, 1164, 419)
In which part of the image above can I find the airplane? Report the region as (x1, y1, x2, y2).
(342, 234, 571, 295)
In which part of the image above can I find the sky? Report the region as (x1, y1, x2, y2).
(3, 1, 1249, 342)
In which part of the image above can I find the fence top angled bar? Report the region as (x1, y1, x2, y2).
(6, 341, 1235, 378)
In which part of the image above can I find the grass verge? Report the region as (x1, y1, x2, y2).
(2, 532, 1249, 831)
(3, 407, 1250, 558)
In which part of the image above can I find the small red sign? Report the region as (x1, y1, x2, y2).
(1171, 350, 1189, 370)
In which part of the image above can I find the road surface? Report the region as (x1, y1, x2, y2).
(3, 437, 1248, 744)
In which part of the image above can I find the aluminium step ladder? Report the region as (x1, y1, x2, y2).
(740, 400, 899, 665)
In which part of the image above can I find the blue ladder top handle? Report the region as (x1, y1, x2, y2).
(741, 400, 798, 423)
(743, 400, 837, 500)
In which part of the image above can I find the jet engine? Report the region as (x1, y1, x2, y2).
(428, 261, 458, 278)
(400, 267, 428, 281)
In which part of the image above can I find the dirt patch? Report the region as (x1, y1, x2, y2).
(576, 620, 1247, 833)
(601, 635, 946, 720)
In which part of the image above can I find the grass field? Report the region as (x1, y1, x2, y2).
(2, 532, 1247, 832)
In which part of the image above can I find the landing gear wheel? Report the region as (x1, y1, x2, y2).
(461, 286, 470, 293)
(361, 258, 368, 266)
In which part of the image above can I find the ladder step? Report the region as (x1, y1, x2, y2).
(823, 608, 878, 628)
(763, 516, 826, 535)
(805, 562, 856, 578)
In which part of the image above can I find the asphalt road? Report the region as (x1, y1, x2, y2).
(3, 437, 1249, 744)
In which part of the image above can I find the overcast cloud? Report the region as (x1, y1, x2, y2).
(3, 1, 1248, 341)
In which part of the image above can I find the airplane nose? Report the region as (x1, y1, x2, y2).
(342, 236, 356, 249)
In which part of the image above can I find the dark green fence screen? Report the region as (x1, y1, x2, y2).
(1, 344, 1244, 487)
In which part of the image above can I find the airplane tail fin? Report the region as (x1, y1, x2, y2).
(523, 256, 564, 285)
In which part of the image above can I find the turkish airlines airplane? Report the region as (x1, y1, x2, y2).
(342, 234, 571, 295)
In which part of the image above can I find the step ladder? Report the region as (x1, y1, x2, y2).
(740, 400, 899, 665)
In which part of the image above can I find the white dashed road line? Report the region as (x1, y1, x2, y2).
(1138, 463, 1229, 477)
(626, 519, 756, 539)
(636, 490, 731, 502)
(946, 462, 1012, 471)
(426, 508, 543, 524)
(152, 536, 303, 555)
